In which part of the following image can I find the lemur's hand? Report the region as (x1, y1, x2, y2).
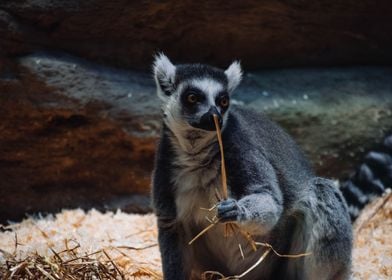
(217, 198, 247, 222)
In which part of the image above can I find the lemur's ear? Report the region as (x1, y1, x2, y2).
(224, 61, 242, 94)
(153, 53, 176, 100)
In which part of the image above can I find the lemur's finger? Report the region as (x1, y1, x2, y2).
(218, 210, 239, 222)
(217, 204, 237, 215)
(217, 199, 238, 214)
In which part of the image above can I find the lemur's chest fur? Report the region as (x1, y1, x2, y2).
(169, 132, 265, 275)
(170, 134, 221, 225)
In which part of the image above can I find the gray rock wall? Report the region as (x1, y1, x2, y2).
(1, 53, 391, 223)
(1, 1, 392, 69)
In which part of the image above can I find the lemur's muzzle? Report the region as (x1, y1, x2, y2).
(193, 107, 222, 131)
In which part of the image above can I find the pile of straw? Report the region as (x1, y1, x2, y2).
(352, 192, 392, 279)
(0, 193, 390, 279)
(0, 210, 161, 279)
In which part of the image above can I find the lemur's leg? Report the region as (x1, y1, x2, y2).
(286, 178, 352, 280)
(157, 217, 187, 280)
(152, 134, 189, 279)
(154, 194, 188, 280)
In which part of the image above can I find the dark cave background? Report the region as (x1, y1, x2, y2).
(1, 0, 391, 223)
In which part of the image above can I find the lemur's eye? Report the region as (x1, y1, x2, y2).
(220, 96, 229, 107)
(187, 93, 198, 104)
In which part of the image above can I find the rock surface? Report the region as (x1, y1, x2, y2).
(0, 56, 156, 223)
(1, 52, 391, 222)
(1, 1, 392, 69)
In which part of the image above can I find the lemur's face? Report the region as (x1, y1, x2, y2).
(153, 54, 242, 133)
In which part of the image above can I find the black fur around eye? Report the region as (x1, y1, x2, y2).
(181, 88, 205, 109)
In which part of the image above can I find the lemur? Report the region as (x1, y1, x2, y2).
(151, 54, 352, 280)
(341, 134, 392, 220)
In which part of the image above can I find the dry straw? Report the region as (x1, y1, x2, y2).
(0, 227, 161, 280)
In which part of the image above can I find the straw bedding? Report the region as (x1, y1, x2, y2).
(0, 193, 391, 279)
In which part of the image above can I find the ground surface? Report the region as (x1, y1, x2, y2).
(0, 193, 391, 279)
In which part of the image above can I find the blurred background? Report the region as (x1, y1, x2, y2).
(1, 0, 392, 223)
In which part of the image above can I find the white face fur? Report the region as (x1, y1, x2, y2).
(153, 54, 242, 151)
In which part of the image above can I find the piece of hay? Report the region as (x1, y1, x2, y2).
(212, 114, 228, 200)
(202, 248, 272, 280)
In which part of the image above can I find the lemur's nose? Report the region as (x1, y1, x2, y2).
(198, 107, 222, 131)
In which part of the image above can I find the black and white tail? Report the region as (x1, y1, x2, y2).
(340, 134, 392, 221)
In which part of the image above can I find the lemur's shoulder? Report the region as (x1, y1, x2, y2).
(224, 105, 314, 186)
(226, 105, 296, 143)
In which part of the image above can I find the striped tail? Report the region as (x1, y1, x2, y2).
(340, 134, 392, 221)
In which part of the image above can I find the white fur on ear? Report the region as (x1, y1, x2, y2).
(224, 61, 242, 93)
(153, 53, 176, 100)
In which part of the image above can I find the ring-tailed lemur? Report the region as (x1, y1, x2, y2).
(151, 53, 352, 280)
(341, 134, 392, 221)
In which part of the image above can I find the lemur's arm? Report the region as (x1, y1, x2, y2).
(152, 132, 186, 280)
(218, 150, 284, 234)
